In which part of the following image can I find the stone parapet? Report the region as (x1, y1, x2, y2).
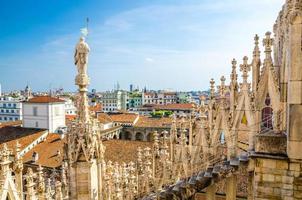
(251, 156, 302, 199)
(255, 133, 287, 155)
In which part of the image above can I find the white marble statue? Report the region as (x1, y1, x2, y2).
(74, 36, 90, 76)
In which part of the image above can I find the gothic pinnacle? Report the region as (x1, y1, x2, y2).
(253, 34, 261, 59)
(210, 78, 215, 99)
(263, 32, 274, 63)
(240, 56, 251, 83)
(231, 58, 238, 82)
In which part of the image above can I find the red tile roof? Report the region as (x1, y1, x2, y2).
(23, 133, 65, 168)
(0, 126, 47, 154)
(89, 103, 102, 112)
(97, 113, 113, 124)
(66, 115, 76, 121)
(0, 120, 22, 128)
(108, 113, 139, 124)
(26, 96, 65, 103)
(134, 116, 172, 128)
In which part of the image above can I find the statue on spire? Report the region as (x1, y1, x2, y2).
(74, 37, 90, 76)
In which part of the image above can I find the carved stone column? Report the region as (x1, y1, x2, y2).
(206, 184, 216, 200)
(37, 165, 46, 200)
(25, 168, 37, 200)
(55, 181, 63, 200)
(14, 142, 24, 199)
(226, 175, 237, 200)
(247, 172, 254, 200)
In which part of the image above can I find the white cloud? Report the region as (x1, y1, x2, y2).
(145, 57, 154, 63)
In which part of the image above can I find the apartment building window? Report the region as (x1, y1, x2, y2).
(33, 107, 38, 116)
(35, 121, 39, 127)
(3, 104, 6, 108)
(13, 104, 16, 108)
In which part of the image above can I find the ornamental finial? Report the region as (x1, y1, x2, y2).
(240, 56, 251, 83)
(253, 34, 261, 59)
(210, 78, 215, 99)
(263, 32, 274, 63)
(231, 58, 238, 82)
(218, 76, 226, 98)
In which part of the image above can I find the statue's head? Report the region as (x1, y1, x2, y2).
(79, 36, 85, 42)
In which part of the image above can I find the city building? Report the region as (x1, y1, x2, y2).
(101, 90, 128, 112)
(22, 96, 66, 133)
(59, 96, 77, 115)
(176, 92, 191, 103)
(136, 103, 195, 117)
(127, 91, 143, 109)
(142, 91, 177, 105)
(0, 96, 23, 122)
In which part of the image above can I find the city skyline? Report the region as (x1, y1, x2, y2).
(0, 0, 284, 92)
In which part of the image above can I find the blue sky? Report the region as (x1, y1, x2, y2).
(0, 0, 284, 92)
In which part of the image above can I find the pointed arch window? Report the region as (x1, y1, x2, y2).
(261, 94, 273, 131)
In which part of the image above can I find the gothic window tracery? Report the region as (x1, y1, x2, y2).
(261, 94, 273, 131)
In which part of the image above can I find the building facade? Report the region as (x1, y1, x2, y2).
(59, 96, 77, 115)
(142, 91, 177, 105)
(101, 90, 128, 112)
(136, 103, 195, 117)
(0, 96, 22, 122)
(127, 92, 143, 109)
(22, 96, 66, 132)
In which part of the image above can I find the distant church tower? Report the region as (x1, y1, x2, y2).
(24, 84, 32, 100)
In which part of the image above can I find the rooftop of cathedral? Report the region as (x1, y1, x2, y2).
(20, 135, 153, 167)
(103, 140, 152, 163)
